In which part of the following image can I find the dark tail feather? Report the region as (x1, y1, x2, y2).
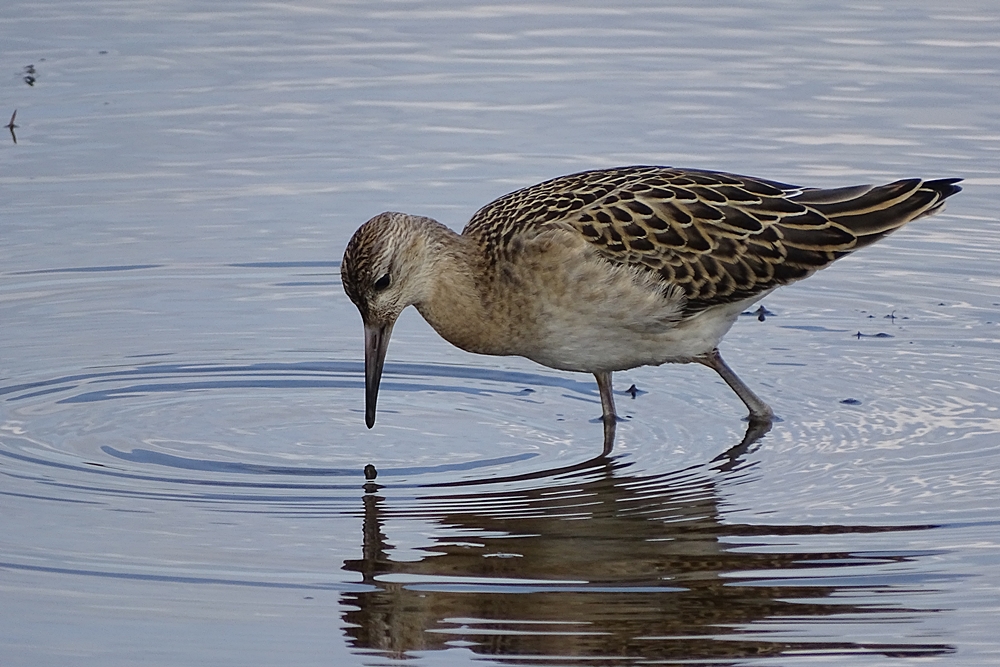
(803, 177, 962, 250)
(915, 178, 963, 218)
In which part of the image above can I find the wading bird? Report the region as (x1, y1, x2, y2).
(341, 167, 961, 451)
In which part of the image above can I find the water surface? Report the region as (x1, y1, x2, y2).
(2, 1, 999, 665)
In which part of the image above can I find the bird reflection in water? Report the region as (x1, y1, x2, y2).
(343, 425, 953, 663)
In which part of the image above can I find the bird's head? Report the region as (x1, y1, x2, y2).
(341, 212, 438, 428)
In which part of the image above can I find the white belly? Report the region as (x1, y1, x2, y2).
(526, 292, 765, 373)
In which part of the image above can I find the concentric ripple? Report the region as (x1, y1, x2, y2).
(1, 359, 613, 495)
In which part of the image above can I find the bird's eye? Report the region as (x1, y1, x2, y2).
(373, 273, 391, 291)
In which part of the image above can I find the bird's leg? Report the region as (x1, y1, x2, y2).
(594, 371, 617, 456)
(696, 348, 774, 424)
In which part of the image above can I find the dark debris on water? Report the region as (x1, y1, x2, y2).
(6, 110, 16, 144)
(742, 304, 775, 322)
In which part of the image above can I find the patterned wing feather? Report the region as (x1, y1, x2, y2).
(464, 167, 961, 314)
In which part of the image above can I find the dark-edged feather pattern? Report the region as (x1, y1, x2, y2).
(464, 167, 961, 314)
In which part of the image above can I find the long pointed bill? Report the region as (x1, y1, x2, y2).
(364, 321, 394, 428)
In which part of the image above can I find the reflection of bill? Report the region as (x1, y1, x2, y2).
(342, 433, 953, 663)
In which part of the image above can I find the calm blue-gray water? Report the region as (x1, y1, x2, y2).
(3, 1, 1000, 665)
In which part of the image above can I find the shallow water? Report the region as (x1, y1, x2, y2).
(3, 1, 1000, 665)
